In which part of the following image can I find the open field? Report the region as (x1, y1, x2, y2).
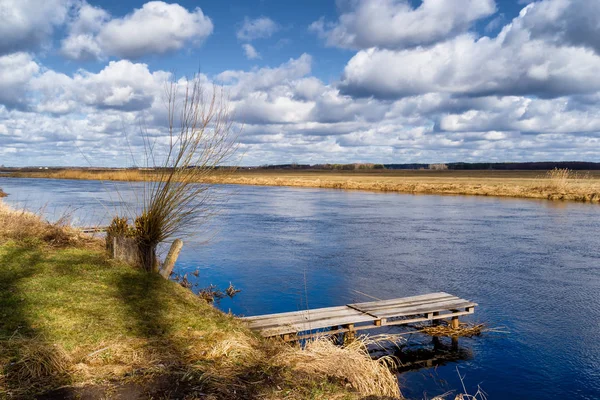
(5, 168, 600, 203)
(0, 201, 400, 399)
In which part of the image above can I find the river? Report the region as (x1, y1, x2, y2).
(1, 177, 599, 399)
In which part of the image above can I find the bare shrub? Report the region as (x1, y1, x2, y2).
(116, 76, 238, 272)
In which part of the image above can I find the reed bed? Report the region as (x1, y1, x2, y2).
(8, 168, 600, 203)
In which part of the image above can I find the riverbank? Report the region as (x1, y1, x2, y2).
(0, 200, 400, 399)
(5, 168, 600, 203)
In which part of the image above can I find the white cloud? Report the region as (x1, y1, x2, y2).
(237, 17, 279, 41)
(516, 0, 600, 55)
(242, 44, 261, 60)
(310, 0, 496, 50)
(0, 0, 72, 55)
(61, 1, 213, 60)
(339, 11, 600, 99)
(0, 53, 40, 108)
(440, 96, 600, 134)
(60, 2, 109, 60)
(31, 60, 170, 114)
(5, 0, 600, 168)
(217, 54, 312, 99)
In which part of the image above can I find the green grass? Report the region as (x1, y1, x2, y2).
(0, 243, 235, 346)
(0, 241, 364, 398)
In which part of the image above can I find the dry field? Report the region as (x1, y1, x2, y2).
(5, 168, 600, 203)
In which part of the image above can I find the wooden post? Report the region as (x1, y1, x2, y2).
(343, 324, 355, 343)
(160, 239, 183, 278)
(451, 316, 459, 329)
(432, 311, 440, 326)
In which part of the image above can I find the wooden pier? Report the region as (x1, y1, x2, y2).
(241, 292, 476, 340)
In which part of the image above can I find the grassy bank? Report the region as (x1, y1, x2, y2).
(5, 168, 600, 203)
(0, 201, 400, 399)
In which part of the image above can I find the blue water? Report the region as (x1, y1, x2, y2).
(1, 177, 599, 399)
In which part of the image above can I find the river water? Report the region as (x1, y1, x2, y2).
(1, 177, 599, 399)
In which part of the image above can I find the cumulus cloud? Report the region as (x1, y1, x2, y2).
(61, 1, 213, 60)
(237, 17, 279, 41)
(242, 44, 261, 60)
(339, 1, 600, 99)
(30, 60, 170, 115)
(5, 0, 600, 167)
(0, 0, 71, 55)
(310, 0, 496, 50)
(0, 53, 40, 109)
(516, 0, 600, 55)
(217, 54, 312, 99)
(440, 96, 600, 134)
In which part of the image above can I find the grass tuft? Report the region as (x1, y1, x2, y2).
(279, 336, 401, 398)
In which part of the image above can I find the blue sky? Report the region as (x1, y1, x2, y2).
(1, 0, 600, 166)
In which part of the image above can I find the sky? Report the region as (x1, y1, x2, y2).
(1, 0, 600, 167)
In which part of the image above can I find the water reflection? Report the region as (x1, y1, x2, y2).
(393, 336, 473, 373)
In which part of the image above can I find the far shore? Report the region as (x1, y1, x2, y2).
(3, 168, 600, 203)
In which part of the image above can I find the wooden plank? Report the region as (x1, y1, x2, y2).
(244, 307, 365, 329)
(349, 295, 462, 313)
(243, 306, 349, 322)
(259, 314, 376, 336)
(349, 292, 453, 309)
(359, 299, 476, 316)
(369, 300, 476, 319)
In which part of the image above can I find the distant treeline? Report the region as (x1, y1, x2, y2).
(4, 161, 600, 172)
(251, 161, 600, 171)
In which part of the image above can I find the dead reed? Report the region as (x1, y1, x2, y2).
(11, 168, 600, 203)
(545, 168, 574, 192)
(279, 335, 402, 398)
(417, 321, 508, 337)
(0, 201, 97, 248)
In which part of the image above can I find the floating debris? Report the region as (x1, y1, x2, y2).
(225, 282, 241, 297)
(417, 321, 507, 337)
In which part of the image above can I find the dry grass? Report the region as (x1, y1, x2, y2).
(279, 336, 401, 399)
(8, 168, 600, 203)
(5, 339, 71, 385)
(0, 201, 99, 249)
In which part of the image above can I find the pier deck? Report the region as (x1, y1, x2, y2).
(241, 292, 476, 340)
